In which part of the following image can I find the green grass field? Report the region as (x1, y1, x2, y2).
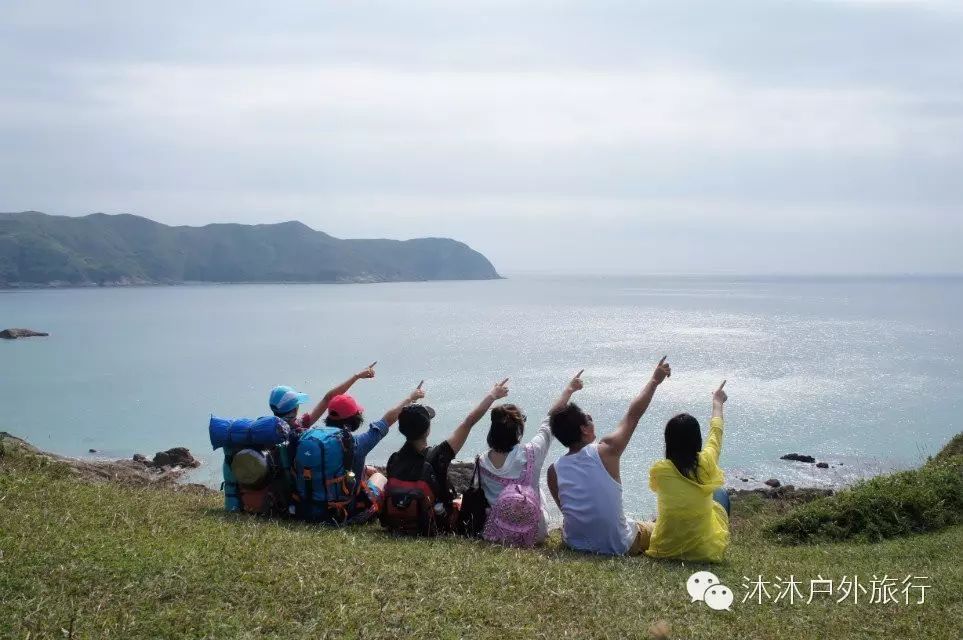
(1, 442, 961, 640)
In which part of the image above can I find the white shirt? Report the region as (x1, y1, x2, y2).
(478, 417, 553, 541)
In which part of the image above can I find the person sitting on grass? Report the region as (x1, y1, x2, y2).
(268, 362, 378, 433)
(547, 357, 672, 556)
(384, 378, 511, 534)
(321, 381, 427, 521)
(645, 380, 730, 563)
(477, 371, 585, 544)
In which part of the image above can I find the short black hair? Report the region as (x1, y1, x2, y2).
(398, 405, 432, 440)
(549, 403, 587, 448)
(325, 413, 364, 432)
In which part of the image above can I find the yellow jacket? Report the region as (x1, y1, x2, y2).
(645, 417, 729, 563)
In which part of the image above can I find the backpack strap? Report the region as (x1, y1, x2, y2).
(479, 445, 536, 487)
(469, 455, 482, 490)
(478, 464, 516, 487)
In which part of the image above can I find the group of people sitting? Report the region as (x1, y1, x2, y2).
(255, 355, 730, 562)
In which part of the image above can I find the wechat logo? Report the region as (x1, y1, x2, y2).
(686, 571, 734, 611)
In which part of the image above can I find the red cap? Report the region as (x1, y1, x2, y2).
(328, 394, 364, 419)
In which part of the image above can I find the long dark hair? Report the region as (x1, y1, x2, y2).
(487, 404, 526, 453)
(665, 413, 702, 480)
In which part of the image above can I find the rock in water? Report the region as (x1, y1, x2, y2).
(151, 447, 199, 468)
(816, 462, 829, 469)
(132, 453, 148, 464)
(780, 453, 816, 463)
(0, 328, 49, 339)
(765, 478, 781, 488)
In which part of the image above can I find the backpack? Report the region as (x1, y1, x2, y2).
(481, 445, 541, 548)
(293, 426, 378, 524)
(210, 415, 293, 516)
(456, 456, 489, 538)
(381, 453, 439, 536)
(227, 446, 293, 517)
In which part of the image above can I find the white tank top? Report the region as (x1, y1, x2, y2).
(555, 444, 637, 555)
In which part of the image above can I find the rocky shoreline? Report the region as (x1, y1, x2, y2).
(2, 432, 839, 505)
(0, 432, 212, 494)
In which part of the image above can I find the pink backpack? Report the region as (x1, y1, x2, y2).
(481, 445, 541, 548)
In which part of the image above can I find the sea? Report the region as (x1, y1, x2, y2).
(2, 274, 961, 518)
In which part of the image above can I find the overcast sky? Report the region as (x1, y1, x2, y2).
(2, 1, 962, 275)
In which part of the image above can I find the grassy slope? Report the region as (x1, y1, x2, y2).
(1, 448, 961, 640)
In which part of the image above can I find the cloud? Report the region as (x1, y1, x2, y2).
(1, 0, 962, 273)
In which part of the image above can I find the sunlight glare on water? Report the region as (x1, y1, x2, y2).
(2, 274, 961, 517)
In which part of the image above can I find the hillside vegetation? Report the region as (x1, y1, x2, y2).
(0, 211, 500, 287)
(767, 456, 963, 544)
(1, 436, 961, 640)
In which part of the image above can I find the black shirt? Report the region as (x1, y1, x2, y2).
(386, 440, 456, 505)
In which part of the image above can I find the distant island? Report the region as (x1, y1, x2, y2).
(0, 211, 500, 287)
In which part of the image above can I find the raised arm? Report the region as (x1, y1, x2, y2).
(549, 370, 584, 415)
(599, 356, 671, 458)
(382, 381, 426, 426)
(305, 362, 377, 424)
(704, 380, 727, 463)
(529, 371, 586, 457)
(446, 378, 510, 455)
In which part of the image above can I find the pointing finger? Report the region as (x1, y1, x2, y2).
(575, 369, 584, 379)
(718, 379, 726, 390)
(417, 380, 424, 390)
(499, 377, 510, 386)
(368, 361, 377, 368)
(658, 355, 667, 366)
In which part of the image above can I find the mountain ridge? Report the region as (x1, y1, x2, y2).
(0, 211, 501, 287)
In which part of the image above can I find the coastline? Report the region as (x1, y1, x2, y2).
(11, 432, 883, 505)
(0, 274, 506, 291)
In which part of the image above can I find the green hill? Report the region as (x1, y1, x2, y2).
(0, 211, 500, 287)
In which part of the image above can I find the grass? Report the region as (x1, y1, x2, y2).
(2, 442, 962, 639)
(767, 458, 963, 544)
(933, 432, 963, 464)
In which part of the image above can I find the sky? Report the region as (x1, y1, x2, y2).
(1, 1, 962, 275)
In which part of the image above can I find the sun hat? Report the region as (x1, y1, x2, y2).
(269, 385, 309, 415)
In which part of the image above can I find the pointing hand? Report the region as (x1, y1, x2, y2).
(567, 369, 585, 394)
(713, 380, 728, 404)
(652, 356, 672, 385)
(409, 380, 426, 402)
(491, 378, 510, 400)
(358, 361, 377, 379)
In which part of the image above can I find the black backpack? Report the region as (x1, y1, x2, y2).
(456, 456, 488, 537)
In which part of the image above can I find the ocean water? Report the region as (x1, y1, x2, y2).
(2, 275, 961, 518)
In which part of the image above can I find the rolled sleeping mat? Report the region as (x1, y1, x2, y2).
(209, 415, 290, 450)
(231, 448, 270, 488)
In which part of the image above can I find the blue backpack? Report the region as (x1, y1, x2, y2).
(293, 427, 378, 524)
